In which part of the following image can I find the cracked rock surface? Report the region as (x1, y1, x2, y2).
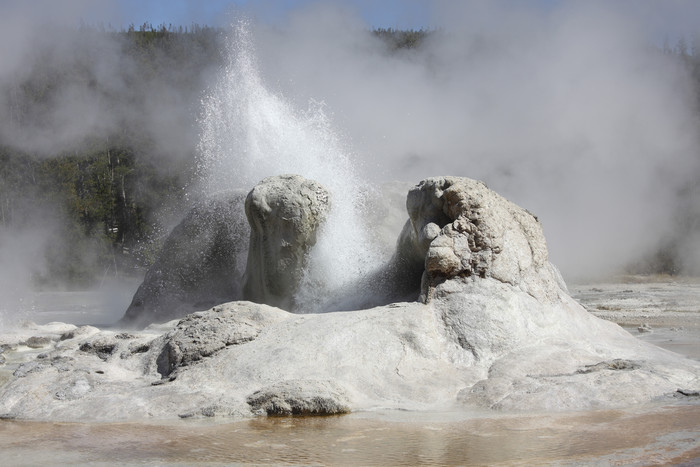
(402, 177, 567, 301)
(243, 175, 330, 311)
(156, 302, 289, 377)
(247, 379, 351, 416)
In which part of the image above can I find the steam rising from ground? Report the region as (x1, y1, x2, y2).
(2, 0, 700, 321)
(249, 2, 700, 279)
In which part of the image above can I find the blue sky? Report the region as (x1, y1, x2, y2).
(104, 0, 426, 29)
(2, 0, 699, 44)
(68, 0, 576, 30)
(57, 0, 698, 44)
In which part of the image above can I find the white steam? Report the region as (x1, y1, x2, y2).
(197, 21, 381, 310)
(250, 2, 700, 280)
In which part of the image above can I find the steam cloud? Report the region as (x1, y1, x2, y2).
(1, 0, 700, 322)
(250, 2, 700, 279)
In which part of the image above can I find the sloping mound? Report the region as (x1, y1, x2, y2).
(1, 177, 698, 421)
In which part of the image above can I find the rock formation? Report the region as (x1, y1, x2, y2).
(352, 176, 568, 309)
(121, 175, 331, 326)
(120, 191, 249, 328)
(242, 175, 330, 310)
(400, 176, 567, 301)
(1, 176, 698, 421)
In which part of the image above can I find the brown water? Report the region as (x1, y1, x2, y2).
(1, 405, 699, 466)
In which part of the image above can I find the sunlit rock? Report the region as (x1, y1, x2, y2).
(246, 379, 351, 416)
(242, 175, 330, 310)
(156, 302, 289, 377)
(401, 176, 566, 301)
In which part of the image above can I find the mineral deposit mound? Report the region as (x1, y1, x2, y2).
(1, 176, 698, 421)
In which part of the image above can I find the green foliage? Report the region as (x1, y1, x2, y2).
(0, 26, 217, 287)
(372, 28, 432, 50)
(1, 142, 185, 287)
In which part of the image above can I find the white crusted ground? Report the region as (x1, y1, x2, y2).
(0, 277, 698, 422)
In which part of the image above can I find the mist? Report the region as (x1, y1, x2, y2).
(0, 0, 226, 324)
(0, 0, 238, 164)
(249, 1, 700, 279)
(1, 0, 700, 324)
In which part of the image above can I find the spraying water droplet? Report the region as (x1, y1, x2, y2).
(197, 20, 383, 311)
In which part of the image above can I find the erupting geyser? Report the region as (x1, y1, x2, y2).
(196, 21, 383, 312)
(243, 175, 330, 310)
(2, 174, 699, 421)
(1, 21, 698, 424)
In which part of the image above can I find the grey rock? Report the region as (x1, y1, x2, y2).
(23, 336, 52, 349)
(348, 176, 569, 311)
(126, 341, 151, 354)
(60, 325, 100, 341)
(402, 177, 563, 301)
(13, 361, 49, 378)
(575, 359, 642, 374)
(243, 175, 330, 310)
(79, 337, 118, 361)
(247, 380, 351, 416)
(178, 404, 238, 419)
(156, 301, 289, 377)
(53, 375, 92, 401)
(121, 190, 249, 328)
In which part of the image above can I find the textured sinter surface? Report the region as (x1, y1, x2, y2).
(2, 177, 698, 421)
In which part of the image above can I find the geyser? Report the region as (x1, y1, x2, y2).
(3, 176, 699, 422)
(243, 175, 330, 310)
(121, 191, 249, 327)
(196, 21, 383, 311)
(121, 173, 410, 326)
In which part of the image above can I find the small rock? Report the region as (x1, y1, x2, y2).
(50, 356, 75, 372)
(79, 339, 117, 361)
(128, 342, 151, 354)
(247, 380, 351, 416)
(60, 326, 100, 341)
(577, 359, 641, 374)
(13, 361, 48, 378)
(115, 333, 135, 340)
(24, 336, 52, 349)
(638, 323, 653, 333)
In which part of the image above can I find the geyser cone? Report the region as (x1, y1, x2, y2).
(196, 20, 382, 311)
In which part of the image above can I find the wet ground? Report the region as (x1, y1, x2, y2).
(1, 404, 699, 466)
(572, 275, 700, 363)
(571, 274, 700, 327)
